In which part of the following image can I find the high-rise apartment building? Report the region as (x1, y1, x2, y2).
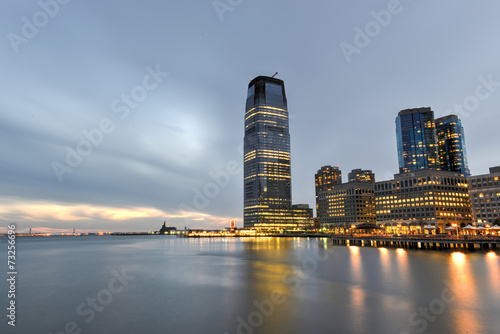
(436, 115, 470, 176)
(243, 76, 311, 229)
(396, 108, 440, 173)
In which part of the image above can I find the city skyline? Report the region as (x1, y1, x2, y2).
(2, 1, 500, 232)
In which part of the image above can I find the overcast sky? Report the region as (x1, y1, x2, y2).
(1, 0, 499, 233)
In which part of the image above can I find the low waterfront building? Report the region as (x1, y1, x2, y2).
(374, 169, 473, 233)
(252, 204, 314, 230)
(468, 166, 500, 225)
(291, 204, 314, 228)
(159, 221, 178, 235)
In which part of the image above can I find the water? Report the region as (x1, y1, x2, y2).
(1, 236, 499, 334)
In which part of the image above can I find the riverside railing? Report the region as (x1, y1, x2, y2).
(331, 234, 500, 243)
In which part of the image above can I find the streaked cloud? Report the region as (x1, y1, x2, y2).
(0, 196, 239, 233)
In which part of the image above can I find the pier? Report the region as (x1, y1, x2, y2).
(331, 234, 500, 251)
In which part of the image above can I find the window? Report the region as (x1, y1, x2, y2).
(265, 83, 284, 107)
(247, 85, 255, 98)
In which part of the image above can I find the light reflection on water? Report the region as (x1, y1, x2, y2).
(4, 236, 499, 334)
(449, 252, 483, 334)
(396, 248, 410, 285)
(348, 246, 363, 285)
(486, 252, 499, 296)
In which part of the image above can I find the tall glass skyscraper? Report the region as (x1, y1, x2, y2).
(243, 76, 292, 228)
(436, 115, 470, 176)
(396, 107, 440, 173)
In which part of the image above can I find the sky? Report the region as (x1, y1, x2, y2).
(1, 0, 500, 233)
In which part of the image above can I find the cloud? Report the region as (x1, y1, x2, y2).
(0, 197, 163, 222)
(0, 196, 240, 233)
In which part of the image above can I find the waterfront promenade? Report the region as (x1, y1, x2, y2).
(178, 230, 500, 251)
(331, 234, 500, 251)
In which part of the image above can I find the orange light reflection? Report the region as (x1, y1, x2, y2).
(486, 252, 500, 297)
(448, 252, 481, 334)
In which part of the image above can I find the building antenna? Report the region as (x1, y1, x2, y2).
(272, 72, 278, 78)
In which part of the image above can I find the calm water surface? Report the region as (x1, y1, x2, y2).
(1, 236, 499, 334)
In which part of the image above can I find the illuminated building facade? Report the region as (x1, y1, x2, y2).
(316, 168, 376, 229)
(290, 204, 314, 227)
(375, 169, 472, 231)
(435, 115, 470, 176)
(315, 166, 342, 217)
(468, 167, 500, 225)
(348, 169, 375, 183)
(244, 76, 312, 229)
(315, 166, 342, 193)
(396, 108, 440, 173)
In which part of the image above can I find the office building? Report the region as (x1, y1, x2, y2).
(468, 167, 500, 225)
(315, 166, 342, 218)
(290, 204, 314, 227)
(435, 115, 470, 176)
(316, 168, 375, 229)
(396, 108, 440, 173)
(243, 75, 312, 229)
(375, 169, 472, 232)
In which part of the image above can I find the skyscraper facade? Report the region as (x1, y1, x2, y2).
(396, 108, 440, 173)
(436, 115, 470, 176)
(244, 76, 296, 228)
